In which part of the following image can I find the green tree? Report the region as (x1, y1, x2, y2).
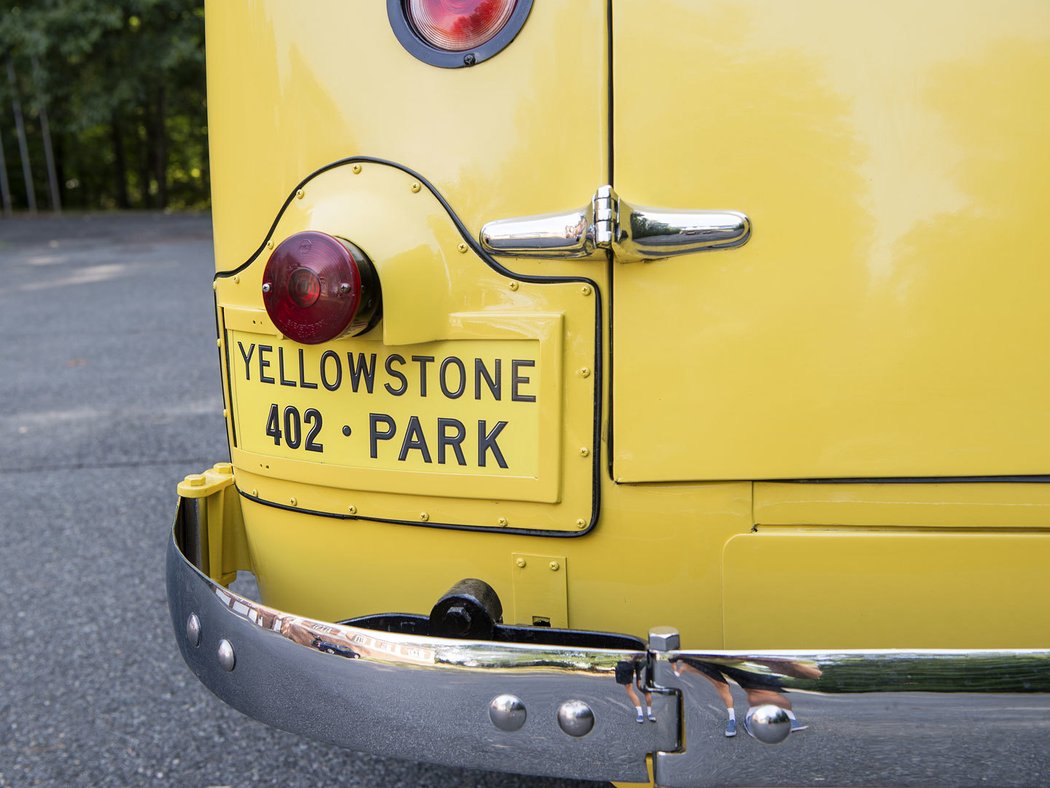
(0, 0, 208, 211)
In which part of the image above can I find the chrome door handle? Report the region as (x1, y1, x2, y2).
(480, 185, 750, 263)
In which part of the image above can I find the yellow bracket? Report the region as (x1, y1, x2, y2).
(177, 463, 250, 586)
(510, 553, 568, 628)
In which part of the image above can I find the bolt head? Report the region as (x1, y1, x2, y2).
(410, 181, 421, 193)
(557, 700, 595, 737)
(217, 639, 236, 671)
(261, 282, 272, 294)
(186, 614, 201, 647)
(489, 694, 526, 731)
(295, 189, 304, 199)
(515, 557, 527, 568)
(443, 605, 472, 636)
(351, 163, 362, 174)
(649, 626, 681, 651)
(746, 705, 792, 744)
(549, 561, 560, 572)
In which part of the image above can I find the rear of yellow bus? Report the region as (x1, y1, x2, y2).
(167, 2, 1050, 785)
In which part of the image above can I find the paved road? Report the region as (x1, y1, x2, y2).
(0, 214, 605, 788)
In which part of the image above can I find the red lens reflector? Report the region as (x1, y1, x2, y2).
(262, 231, 380, 345)
(288, 268, 321, 308)
(407, 0, 517, 52)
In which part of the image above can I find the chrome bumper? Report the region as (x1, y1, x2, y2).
(168, 493, 1050, 787)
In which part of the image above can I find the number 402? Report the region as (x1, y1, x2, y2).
(266, 404, 323, 452)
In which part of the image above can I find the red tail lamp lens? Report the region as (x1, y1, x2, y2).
(262, 231, 380, 345)
(406, 0, 517, 52)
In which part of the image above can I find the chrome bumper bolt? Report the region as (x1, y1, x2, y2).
(746, 705, 792, 744)
(557, 700, 595, 737)
(217, 639, 236, 672)
(186, 614, 201, 648)
(489, 694, 527, 732)
(648, 626, 681, 652)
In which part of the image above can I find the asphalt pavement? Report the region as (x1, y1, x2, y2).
(0, 213, 605, 788)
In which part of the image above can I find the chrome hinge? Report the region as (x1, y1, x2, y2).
(480, 185, 750, 263)
(592, 184, 617, 250)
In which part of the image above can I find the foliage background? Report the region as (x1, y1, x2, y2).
(0, 0, 208, 212)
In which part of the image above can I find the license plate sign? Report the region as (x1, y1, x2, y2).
(229, 330, 562, 501)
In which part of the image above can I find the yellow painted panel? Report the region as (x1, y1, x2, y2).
(756, 482, 1050, 528)
(205, 0, 608, 276)
(217, 162, 597, 531)
(510, 553, 568, 628)
(239, 481, 753, 645)
(612, 0, 1050, 481)
(723, 532, 1050, 648)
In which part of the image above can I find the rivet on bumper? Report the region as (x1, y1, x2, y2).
(746, 704, 792, 744)
(557, 700, 595, 737)
(489, 694, 527, 732)
(186, 613, 201, 647)
(217, 639, 236, 672)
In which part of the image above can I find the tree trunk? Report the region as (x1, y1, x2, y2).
(110, 114, 130, 209)
(0, 128, 12, 216)
(6, 57, 36, 213)
(30, 55, 60, 214)
(152, 85, 168, 209)
(138, 108, 152, 209)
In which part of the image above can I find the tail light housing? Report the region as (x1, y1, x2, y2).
(261, 231, 380, 345)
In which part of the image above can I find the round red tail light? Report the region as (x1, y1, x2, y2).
(406, 0, 517, 52)
(262, 231, 380, 345)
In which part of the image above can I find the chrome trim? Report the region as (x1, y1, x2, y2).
(479, 185, 750, 262)
(648, 628, 1050, 787)
(479, 203, 600, 259)
(167, 498, 674, 783)
(169, 494, 1050, 786)
(616, 201, 750, 260)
